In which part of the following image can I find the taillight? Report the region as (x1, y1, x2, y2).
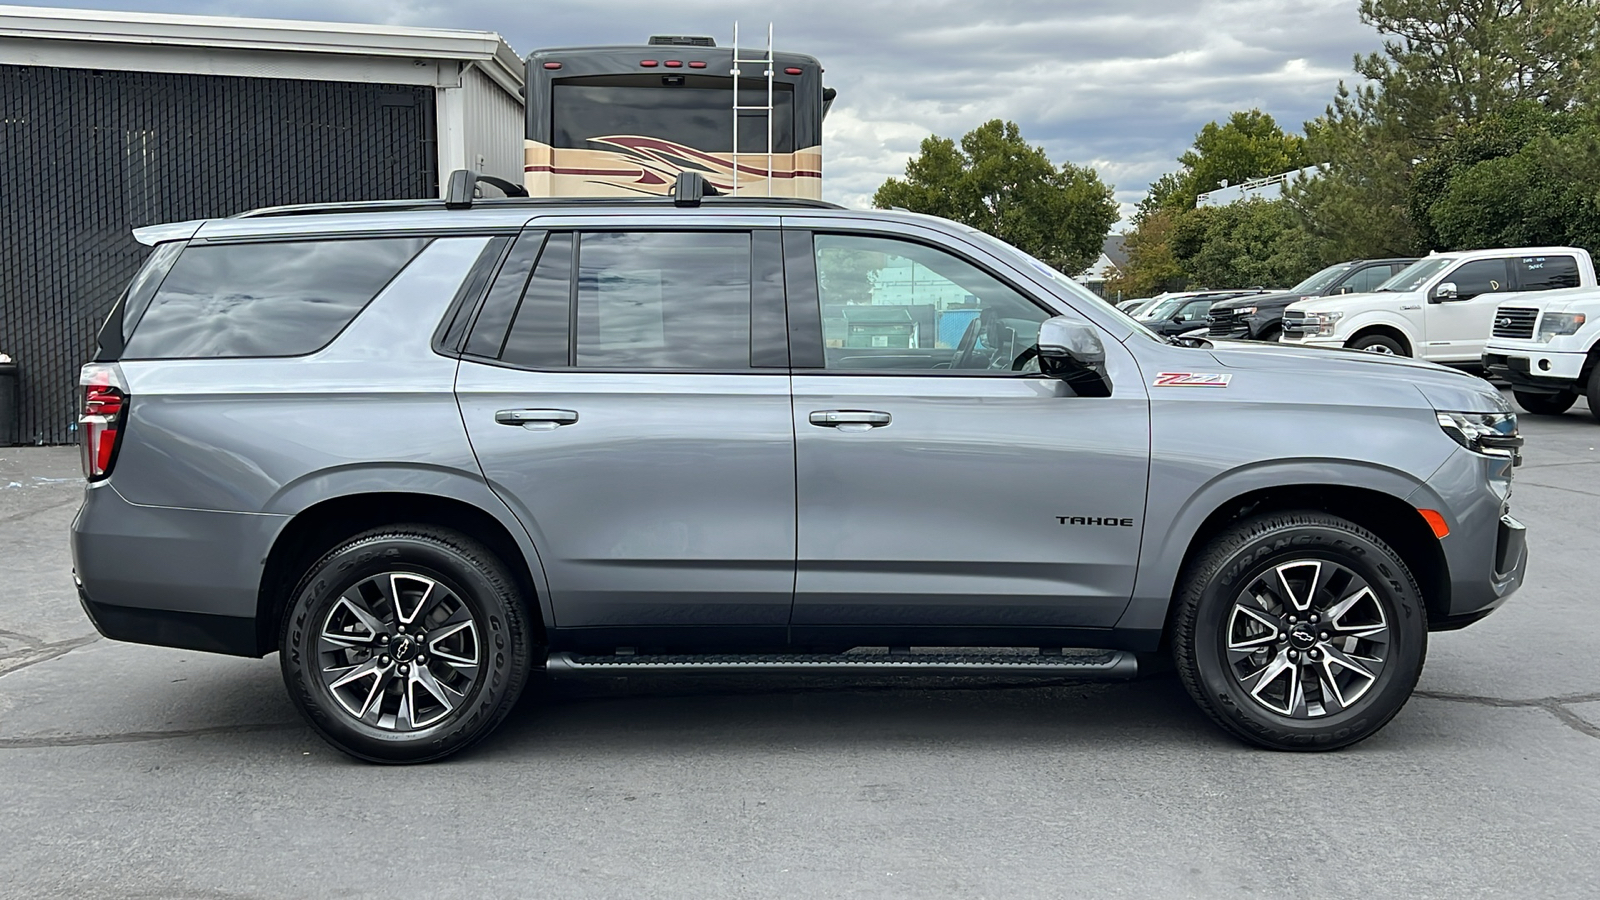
(79, 362, 129, 481)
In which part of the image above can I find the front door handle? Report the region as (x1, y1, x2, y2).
(809, 410, 891, 428)
(495, 409, 579, 429)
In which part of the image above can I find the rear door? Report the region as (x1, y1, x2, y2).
(782, 220, 1151, 645)
(454, 216, 796, 646)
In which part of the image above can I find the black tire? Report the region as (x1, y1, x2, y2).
(1347, 333, 1406, 356)
(1257, 326, 1283, 343)
(280, 526, 534, 764)
(1171, 511, 1428, 751)
(1513, 389, 1577, 416)
(1588, 365, 1600, 425)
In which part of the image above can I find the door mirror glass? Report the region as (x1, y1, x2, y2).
(1035, 316, 1111, 397)
(1433, 281, 1459, 301)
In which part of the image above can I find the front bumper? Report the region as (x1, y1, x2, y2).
(1408, 448, 1527, 628)
(1482, 348, 1588, 392)
(71, 483, 287, 657)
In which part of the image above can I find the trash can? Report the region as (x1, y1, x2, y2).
(0, 353, 17, 446)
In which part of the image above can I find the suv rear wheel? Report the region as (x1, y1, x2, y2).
(1172, 511, 1427, 751)
(279, 526, 533, 763)
(1513, 390, 1577, 416)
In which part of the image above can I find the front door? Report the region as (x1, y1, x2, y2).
(1422, 257, 1513, 361)
(783, 226, 1151, 644)
(455, 219, 796, 644)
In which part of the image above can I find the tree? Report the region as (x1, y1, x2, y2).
(1175, 111, 1309, 204)
(1169, 200, 1323, 289)
(1105, 208, 1186, 297)
(1291, 0, 1600, 258)
(873, 120, 1118, 275)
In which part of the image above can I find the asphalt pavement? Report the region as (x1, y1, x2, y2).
(1, 390, 1596, 899)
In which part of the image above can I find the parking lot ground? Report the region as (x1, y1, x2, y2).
(2, 391, 1598, 899)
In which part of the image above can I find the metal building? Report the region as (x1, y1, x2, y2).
(0, 5, 524, 444)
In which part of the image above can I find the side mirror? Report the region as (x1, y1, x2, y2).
(1334, 285, 1353, 295)
(1036, 316, 1112, 397)
(1433, 281, 1459, 302)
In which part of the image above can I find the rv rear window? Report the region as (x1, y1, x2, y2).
(122, 238, 428, 359)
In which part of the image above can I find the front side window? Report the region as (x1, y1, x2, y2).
(812, 234, 1049, 372)
(1515, 255, 1580, 291)
(123, 238, 429, 359)
(1341, 265, 1392, 294)
(1446, 258, 1511, 300)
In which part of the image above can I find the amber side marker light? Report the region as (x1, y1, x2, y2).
(1419, 509, 1450, 539)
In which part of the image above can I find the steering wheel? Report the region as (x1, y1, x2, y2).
(949, 314, 983, 370)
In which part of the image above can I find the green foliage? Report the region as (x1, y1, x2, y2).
(1292, 0, 1600, 258)
(1168, 200, 1323, 290)
(1176, 111, 1309, 203)
(873, 120, 1119, 275)
(1106, 208, 1186, 297)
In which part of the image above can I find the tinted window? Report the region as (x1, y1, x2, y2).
(1341, 265, 1391, 294)
(575, 232, 752, 369)
(1176, 299, 1214, 322)
(553, 81, 795, 154)
(1446, 258, 1511, 300)
(813, 234, 1049, 372)
(500, 233, 573, 369)
(123, 238, 428, 359)
(120, 241, 185, 343)
(1516, 255, 1580, 291)
(465, 232, 545, 359)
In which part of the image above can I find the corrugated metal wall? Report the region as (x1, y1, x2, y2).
(0, 65, 438, 444)
(461, 65, 524, 183)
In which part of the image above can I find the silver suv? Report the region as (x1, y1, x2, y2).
(72, 174, 1528, 762)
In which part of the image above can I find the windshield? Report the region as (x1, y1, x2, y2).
(1139, 295, 1197, 320)
(1289, 263, 1354, 295)
(1377, 257, 1453, 293)
(552, 81, 796, 153)
(957, 228, 1160, 340)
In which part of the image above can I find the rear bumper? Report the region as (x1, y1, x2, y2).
(71, 483, 287, 657)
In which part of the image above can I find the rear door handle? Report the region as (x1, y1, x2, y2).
(495, 409, 579, 429)
(809, 410, 891, 428)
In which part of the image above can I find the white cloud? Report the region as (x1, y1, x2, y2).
(65, 0, 1376, 224)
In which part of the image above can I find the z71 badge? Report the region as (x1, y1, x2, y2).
(1153, 372, 1232, 388)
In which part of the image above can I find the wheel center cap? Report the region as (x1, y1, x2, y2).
(390, 633, 419, 663)
(1289, 624, 1317, 650)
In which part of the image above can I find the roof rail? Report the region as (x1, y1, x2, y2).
(233, 170, 843, 218)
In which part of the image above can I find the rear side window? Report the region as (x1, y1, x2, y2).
(122, 238, 429, 359)
(1515, 255, 1580, 291)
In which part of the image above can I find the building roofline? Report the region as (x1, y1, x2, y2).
(0, 5, 522, 89)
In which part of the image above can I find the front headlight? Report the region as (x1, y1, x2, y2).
(1305, 311, 1343, 335)
(1437, 411, 1522, 459)
(1234, 306, 1258, 315)
(1537, 312, 1587, 342)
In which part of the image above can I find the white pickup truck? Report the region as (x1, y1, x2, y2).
(1280, 246, 1596, 363)
(1483, 286, 1600, 422)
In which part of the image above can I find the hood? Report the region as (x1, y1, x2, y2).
(1289, 289, 1395, 312)
(1206, 341, 1508, 412)
(1211, 291, 1310, 312)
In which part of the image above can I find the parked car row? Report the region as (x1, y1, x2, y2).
(1117, 246, 1599, 422)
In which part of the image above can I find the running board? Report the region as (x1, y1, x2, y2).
(544, 649, 1138, 680)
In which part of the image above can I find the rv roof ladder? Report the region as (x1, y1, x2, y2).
(731, 21, 776, 197)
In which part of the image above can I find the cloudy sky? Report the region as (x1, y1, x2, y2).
(72, 0, 1378, 223)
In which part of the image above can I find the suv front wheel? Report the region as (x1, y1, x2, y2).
(280, 526, 534, 763)
(1172, 511, 1427, 751)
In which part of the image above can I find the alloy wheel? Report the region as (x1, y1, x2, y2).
(316, 572, 481, 731)
(1223, 559, 1390, 718)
